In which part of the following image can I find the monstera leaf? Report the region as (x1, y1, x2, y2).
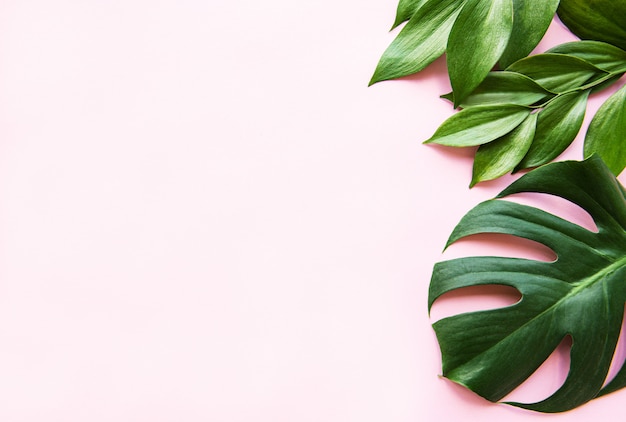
(429, 156, 626, 412)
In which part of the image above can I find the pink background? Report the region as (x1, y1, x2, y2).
(0, 1, 624, 420)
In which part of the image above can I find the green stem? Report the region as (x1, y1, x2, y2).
(533, 71, 625, 110)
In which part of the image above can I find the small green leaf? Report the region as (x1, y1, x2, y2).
(557, 0, 626, 51)
(392, 0, 428, 29)
(370, 0, 466, 85)
(424, 104, 531, 147)
(447, 0, 514, 106)
(471, 112, 537, 186)
(584, 84, 626, 175)
(506, 53, 607, 92)
(499, 0, 560, 68)
(446, 71, 553, 108)
(547, 41, 626, 73)
(516, 90, 590, 170)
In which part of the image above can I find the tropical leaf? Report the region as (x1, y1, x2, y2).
(506, 53, 607, 92)
(447, 0, 513, 106)
(423, 104, 531, 147)
(442, 71, 553, 108)
(547, 41, 626, 73)
(584, 84, 626, 175)
(515, 90, 589, 170)
(557, 0, 626, 51)
(369, 0, 465, 85)
(429, 156, 626, 413)
(471, 112, 537, 186)
(498, 0, 560, 68)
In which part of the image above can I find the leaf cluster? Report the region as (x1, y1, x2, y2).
(372, 0, 626, 186)
(428, 42, 626, 186)
(371, 0, 626, 413)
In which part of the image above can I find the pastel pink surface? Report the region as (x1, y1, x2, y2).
(0, 1, 624, 420)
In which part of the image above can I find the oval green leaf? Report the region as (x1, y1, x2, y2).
(447, 0, 514, 106)
(584, 84, 626, 175)
(506, 53, 607, 92)
(557, 0, 626, 51)
(547, 41, 626, 73)
(516, 90, 590, 170)
(471, 112, 537, 186)
(430, 156, 626, 412)
(370, 0, 466, 85)
(424, 104, 531, 147)
(499, 0, 560, 68)
(447, 71, 553, 108)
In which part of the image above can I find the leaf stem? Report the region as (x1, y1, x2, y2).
(533, 71, 625, 110)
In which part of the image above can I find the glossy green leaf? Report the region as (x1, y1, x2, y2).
(424, 104, 531, 147)
(444, 71, 553, 107)
(547, 41, 626, 73)
(447, 0, 514, 106)
(499, 0, 561, 68)
(392, 0, 428, 29)
(516, 90, 589, 170)
(557, 0, 626, 51)
(370, 0, 465, 85)
(506, 53, 607, 92)
(471, 112, 537, 186)
(584, 84, 626, 175)
(430, 156, 626, 412)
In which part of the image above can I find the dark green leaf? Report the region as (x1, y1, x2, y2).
(516, 90, 589, 170)
(499, 0, 561, 68)
(446, 71, 553, 108)
(506, 53, 607, 92)
(430, 156, 626, 412)
(547, 41, 626, 73)
(370, 0, 466, 85)
(471, 112, 537, 186)
(584, 84, 626, 175)
(392, 0, 428, 29)
(424, 104, 531, 147)
(447, 0, 514, 106)
(557, 0, 626, 51)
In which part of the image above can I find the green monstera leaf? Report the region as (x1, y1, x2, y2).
(429, 156, 626, 412)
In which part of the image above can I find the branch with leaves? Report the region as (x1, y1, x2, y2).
(427, 41, 626, 186)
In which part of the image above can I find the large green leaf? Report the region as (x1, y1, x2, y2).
(370, 0, 465, 85)
(515, 90, 589, 170)
(506, 53, 608, 92)
(424, 104, 531, 147)
(557, 0, 626, 51)
(447, 0, 514, 107)
(499, 0, 561, 68)
(442, 71, 553, 108)
(547, 41, 626, 73)
(429, 156, 626, 413)
(584, 84, 626, 175)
